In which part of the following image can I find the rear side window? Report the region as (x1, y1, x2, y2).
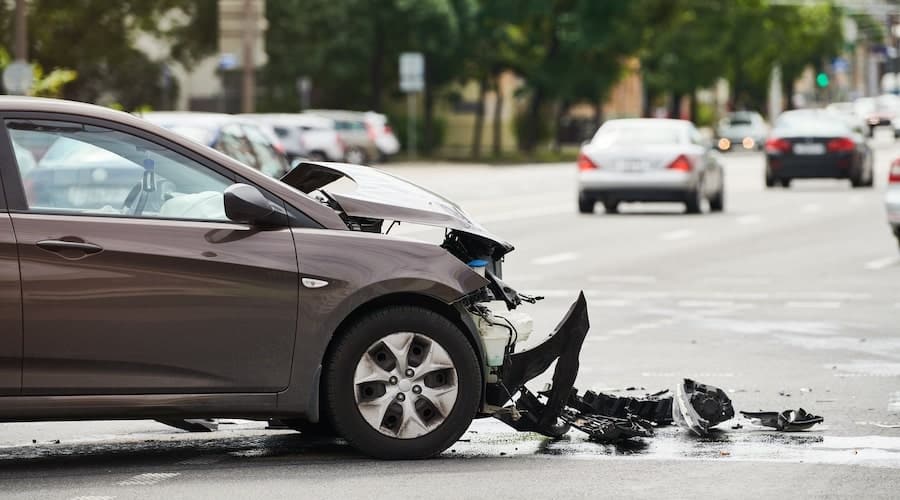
(273, 126, 289, 138)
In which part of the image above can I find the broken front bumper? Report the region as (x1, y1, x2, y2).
(487, 292, 590, 437)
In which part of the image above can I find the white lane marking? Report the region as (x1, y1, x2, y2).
(531, 252, 579, 266)
(890, 392, 900, 413)
(864, 256, 900, 270)
(659, 229, 694, 241)
(70, 497, 115, 500)
(677, 300, 737, 308)
(591, 299, 631, 307)
(118, 473, 180, 486)
(801, 203, 822, 214)
(589, 275, 657, 284)
(736, 214, 762, 225)
(476, 203, 572, 224)
(785, 301, 842, 309)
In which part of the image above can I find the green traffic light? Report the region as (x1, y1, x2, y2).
(816, 72, 829, 88)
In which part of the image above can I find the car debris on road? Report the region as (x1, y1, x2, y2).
(741, 409, 825, 432)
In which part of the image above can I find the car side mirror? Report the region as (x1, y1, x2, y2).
(224, 183, 285, 226)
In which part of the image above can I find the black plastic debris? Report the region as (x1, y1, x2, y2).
(561, 408, 654, 442)
(672, 379, 735, 436)
(740, 408, 824, 431)
(568, 388, 674, 426)
(494, 388, 571, 438)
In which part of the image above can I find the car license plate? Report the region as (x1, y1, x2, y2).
(793, 143, 825, 155)
(619, 160, 648, 172)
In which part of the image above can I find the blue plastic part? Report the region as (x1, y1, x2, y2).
(467, 259, 489, 268)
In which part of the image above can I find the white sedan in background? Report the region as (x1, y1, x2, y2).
(888, 158, 900, 250)
(577, 118, 725, 215)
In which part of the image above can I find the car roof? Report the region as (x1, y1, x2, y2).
(242, 113, 334, 128)
(306, 109, 367, 121)
(140, 111, 258, 129)
(602, 118, 692, 128)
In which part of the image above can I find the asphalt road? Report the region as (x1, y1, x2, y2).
(2, 137, 900, 499)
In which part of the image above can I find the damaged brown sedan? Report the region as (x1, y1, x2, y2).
(0, 97, 588, 459)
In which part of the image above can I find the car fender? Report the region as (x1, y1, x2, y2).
(274, 228, 488, 418)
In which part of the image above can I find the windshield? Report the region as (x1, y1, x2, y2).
(593, 123, 684, 146)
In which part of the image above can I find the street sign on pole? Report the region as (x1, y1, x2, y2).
(399, 52, 424, 93)
(3, 60, 33, 95)
(399, 52, 425, 159)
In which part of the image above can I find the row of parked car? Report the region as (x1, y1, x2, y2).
(142, 110, 401, 174)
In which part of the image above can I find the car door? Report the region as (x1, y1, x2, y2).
(0, 177, 22, 395)
(0, 115, 299, 396)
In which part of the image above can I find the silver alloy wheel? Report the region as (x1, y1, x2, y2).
(353, 332, 459, 439)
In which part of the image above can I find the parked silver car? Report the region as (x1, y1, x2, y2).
(577, 119, 725, 214)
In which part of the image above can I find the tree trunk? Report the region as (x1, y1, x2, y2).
(423, 57, 434, 154)
(689, 90, 698, 124)
(643, 88, 654, 118)
(553, 99, 568, 153)
(369, 12, 384, 112)
(523, 85, 544, 153)
(491, 72, 503, 158)
(669, 92, 683, 119)
(593, 100, 603, 134)
(471, 73, 487, 159)
(782, 79, 793, 111)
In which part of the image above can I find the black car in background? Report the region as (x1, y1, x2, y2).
(764, 109, 874, 189)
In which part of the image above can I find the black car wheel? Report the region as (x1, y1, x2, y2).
(685, 188, 703, 214)
(603, 200, 619, 214)
(709, 187, 725, 212)
(780, 178, 792, 188)
(765, 169, 776, 188)
(324, 306, 481, 460)
(578, 194, 595, 214)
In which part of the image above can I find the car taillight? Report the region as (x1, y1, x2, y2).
(577, 152, 598, 171)
(826, 137, 855, 153)
(336, 134, 345, 151)
(667, 155, 692, 172)
(765, 138, 791, 154)
(890, 159, 900, 183)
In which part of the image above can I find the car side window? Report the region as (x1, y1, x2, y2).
(242, 124, 288, 178)
(6, 119, 233, 221)
(215, 124, 259, 169)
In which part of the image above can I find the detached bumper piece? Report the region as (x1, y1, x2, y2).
(740, 408, 824, 431)
(672, 379, 735, 436)
(568, 388, 673, 426)
(561, 408, 653, 442)
(489, 292, 590, 438)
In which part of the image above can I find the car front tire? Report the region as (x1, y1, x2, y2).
(324, 306, 481, 460)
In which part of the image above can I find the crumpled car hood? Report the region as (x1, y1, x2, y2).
(281, 162, 514, 254)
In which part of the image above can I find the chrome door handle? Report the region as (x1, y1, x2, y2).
(36, 239, 103, 255)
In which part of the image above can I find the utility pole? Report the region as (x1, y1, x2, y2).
(14, 0, 26, 61)
(241, 0, 256, 113)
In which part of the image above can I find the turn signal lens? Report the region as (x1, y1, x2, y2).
(578, 152, 598, 171)
(667, 155, 692, 172)
(826, 137, 855, 153)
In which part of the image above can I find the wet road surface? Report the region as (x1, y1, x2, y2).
(2, 136, 900, 498)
